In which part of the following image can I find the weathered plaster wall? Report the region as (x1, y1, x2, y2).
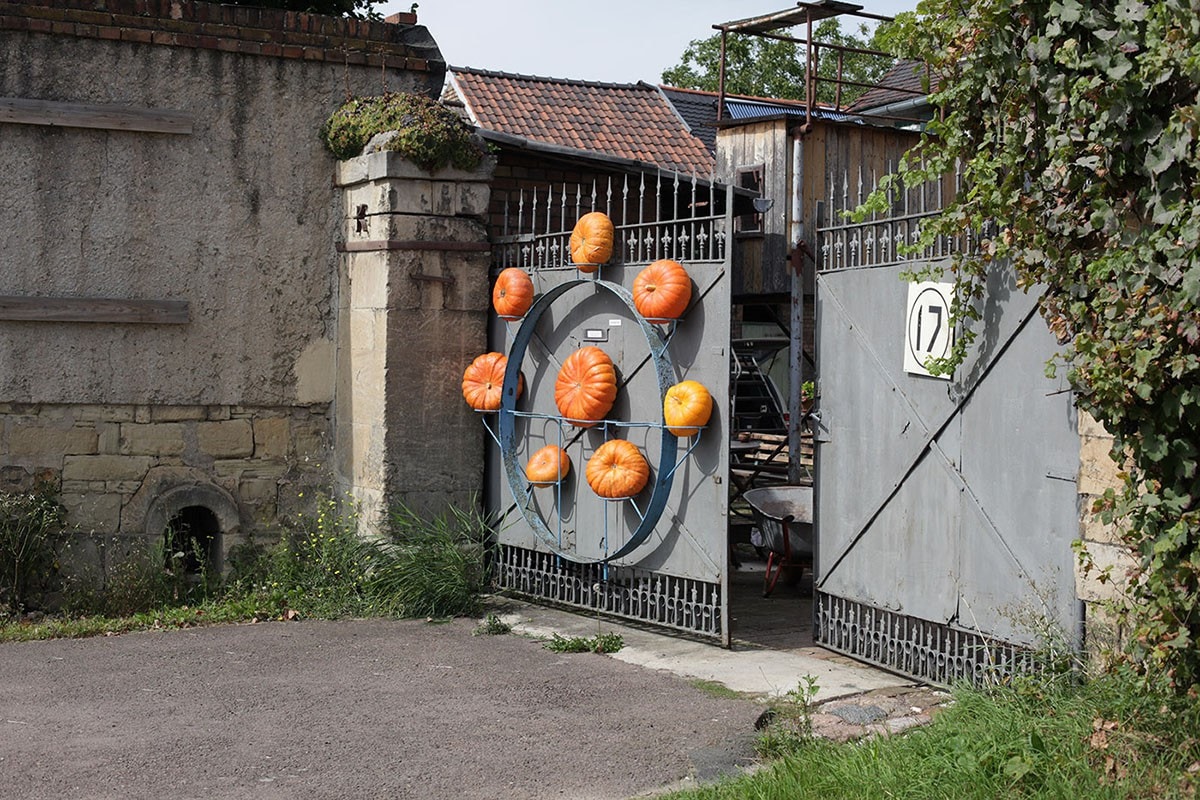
(1, 17, 440, 405)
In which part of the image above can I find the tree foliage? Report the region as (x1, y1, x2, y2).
(873, 0, 1200, 692)
(661, 19, 891, 106)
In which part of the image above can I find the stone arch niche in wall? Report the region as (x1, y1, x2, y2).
(143, 483, 241, 575)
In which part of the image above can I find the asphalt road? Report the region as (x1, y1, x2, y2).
(0, 618, 761, 799)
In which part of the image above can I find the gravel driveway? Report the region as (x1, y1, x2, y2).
(0, 618, 761, 799)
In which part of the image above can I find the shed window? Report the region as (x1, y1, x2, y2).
(736, 166, 765, 234)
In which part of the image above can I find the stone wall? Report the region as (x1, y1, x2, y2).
(0, 401, 329, 570)
(0, 0, 447, 572)
(1075, 410, 1135, 658)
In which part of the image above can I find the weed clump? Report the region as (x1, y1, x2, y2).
(543, 632, 624, 654)
(0, 484, 65, 612)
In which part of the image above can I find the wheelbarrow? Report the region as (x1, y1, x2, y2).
(743, 485, 813, 598)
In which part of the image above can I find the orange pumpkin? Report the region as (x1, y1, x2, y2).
(492, 268, 534, 320)
(525, 445, 571, 487)
(554, 346, 618, 427)
(663, 380, 712, 436)
(462, 352, 522, 411)
(586, 439, 650, 499)
(569, 212, 614, 273)
(633, 259, 691, 321)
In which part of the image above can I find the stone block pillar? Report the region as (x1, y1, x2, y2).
(334, 151, 495, 531)
(1075, 410, 1136, 660)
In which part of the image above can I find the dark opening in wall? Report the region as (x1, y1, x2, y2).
(164, 506, 221, 575)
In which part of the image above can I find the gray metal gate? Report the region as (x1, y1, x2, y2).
(485, 173, 733, 643)
(812, 167, 1081, 684)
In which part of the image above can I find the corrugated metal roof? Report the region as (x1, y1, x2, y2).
(724, 98, 854, 123)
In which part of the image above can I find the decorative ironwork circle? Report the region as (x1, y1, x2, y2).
(498, 278, 679, 563)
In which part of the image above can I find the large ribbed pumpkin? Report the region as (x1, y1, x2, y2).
(462, 352, 522, 411)
(569, 212, 614, 273)
(492, 268, 534, 320)
(633, 259, 691, 321)
(554, 346, 617, 427)
(586, 439, 650, 499)
(525, 445, 571, 487)
(663, 380, 712, 436)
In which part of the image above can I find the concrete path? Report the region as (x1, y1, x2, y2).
(497, 597, 912, 703)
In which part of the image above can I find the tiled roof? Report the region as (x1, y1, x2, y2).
(848, 60, 927, 113)
(448, 67, 715, 175)
(658, 86, 718, 154)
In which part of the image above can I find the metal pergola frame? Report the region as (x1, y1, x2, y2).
(713, 0, 925, 127)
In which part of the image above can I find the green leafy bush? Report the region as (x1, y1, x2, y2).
(321, 92, 487, 168)
(0, 485, 65, 611)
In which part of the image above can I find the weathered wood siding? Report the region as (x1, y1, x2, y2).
(801, 121, 923, 275)
(718, 119, 790, 297)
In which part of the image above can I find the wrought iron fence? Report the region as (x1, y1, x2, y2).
(816, 159, 972, 271)
(492, 170, 729, 270)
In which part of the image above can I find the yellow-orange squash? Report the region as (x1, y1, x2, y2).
(554, 346, 617, 427)
(633, 259, 691, 321)
(462, 352, 522, 411)
(586, 439, 650, 499)
(492, 268, 534, 320)
(569, 211, 614, 273)
(525, 445, 571, 487)
(663, 380, 712, 436)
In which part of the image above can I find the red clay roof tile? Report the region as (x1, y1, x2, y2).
(449, 67, 715, 175)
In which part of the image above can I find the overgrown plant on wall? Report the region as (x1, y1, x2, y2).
(866, 0, 1200, 692)
(321, 92, 487, 168)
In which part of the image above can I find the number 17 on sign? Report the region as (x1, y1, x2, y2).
(903, 281, 955, 379)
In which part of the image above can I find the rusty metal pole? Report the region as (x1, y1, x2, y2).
(805, 12, 813, 128)
(717, 29, 727, 122)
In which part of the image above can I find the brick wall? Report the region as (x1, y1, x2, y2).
(0, 0, 432, 70)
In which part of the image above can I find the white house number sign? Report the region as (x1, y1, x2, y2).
(903, 281, 954, 379)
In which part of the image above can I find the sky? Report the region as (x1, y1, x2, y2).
(375, 0, 919, 85)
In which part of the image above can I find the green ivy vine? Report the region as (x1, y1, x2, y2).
(870, 0, 1200, 692)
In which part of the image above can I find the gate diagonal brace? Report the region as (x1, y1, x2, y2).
(817, 280, 1044, 598)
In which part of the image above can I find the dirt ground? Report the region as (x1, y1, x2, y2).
(0, 618, 762, 799)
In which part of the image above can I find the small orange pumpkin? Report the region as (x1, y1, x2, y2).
(663, 380, 712, 436)
(554, 346, 618, 427)
(492, 268, 534, 320)
(569, 211, 614, 273)
(586, 439, 650, 499)
(525, 445, 571, 487)
(633, 259, 691, 321)
(462, 352, 522, 411)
